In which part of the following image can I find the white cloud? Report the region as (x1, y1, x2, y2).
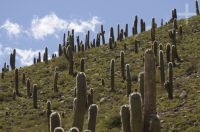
(31, 13, 68, 39)
(0, 20, 22, 38)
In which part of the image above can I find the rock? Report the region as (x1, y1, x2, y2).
(179, 90, 187, 99)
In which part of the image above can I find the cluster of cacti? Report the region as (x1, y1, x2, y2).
(10, 49, 16, 70)
(164, 62, 173, 99)
(124, 24, 128, 38)
(132, 15, 138, 35)
(63, 45, 74, 75)
(196, 0, 200, 15)
(43, 47, 48, 63)
(72, 72, 87, 131)
(50, 112, 61, 132)
(120, 51, 125, 80)
(14, 68, 19, 96)
(159, 50, 165, 86)
(88, 104, 98, 132)
(140, 19, 146, 33)
(33, 84, 38, 108)
(53, 69, 59, 92)
(100, 24, 105, 44)
(110, 59, 115, 92)
(3, 62, 9, 72)
(52, 53, 57, 59)
(151, 18, 156, 42)
(126, 64, 132, 97)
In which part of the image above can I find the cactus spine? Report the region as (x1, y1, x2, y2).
(126, 64, 132, 97)
(159, 50, 165, 86)
(88, 104, 98, 132)
(33, 84, 37, 108)
(110, 59, 115, 92)
(120, 105, 131, 132)
(14, 68, 19, 95)
(120, 51, 125, 80)
(129, 92, 143, 132)
(72, 72, 87, 131)
(80, 58, 85, 72)
(164, 62, 173, 99)
(63, 45, 74, 75)
(138, 72, 144, 101)
(50, 112, 61, 132)
(144, 49, 156, 131)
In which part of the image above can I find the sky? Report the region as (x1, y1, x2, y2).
(0, 0, 196, 67)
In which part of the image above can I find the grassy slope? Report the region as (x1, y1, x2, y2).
(0, 15, 200, 132)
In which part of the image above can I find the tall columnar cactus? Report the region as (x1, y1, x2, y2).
(140, 19, 145, 33)
(63, 45, 74, 75)
(87, 88, 94, 107)
(117, 24, 120, 40)
(43, 47, 48, 63)
(129, 92, 143, 132)
(37, 52, 41, 63)
(135, 40, 139, 53)
(88, 104, 98, 132)
(171, 45, 176, 66)
(22, 72, 26, 84)
(53, 71, 59, 92)
(120, 105, 131, 132)
(172, 8, 177, 20)
(10, 49, 16, 70)
(124, 24, 128, 38)
(47, 100, 52, 132)
(15, 68, 19, 95)
(151, 18, 156, 42)
(69, 127, 79, 132)
(63, 33, 66, 46)
(173, 18, 178, 29)
(54, 127, 64, 132)
(110, 59, 115, 92)
(50, 112, 61, 132)
(152, 41, 158, 64)
(159, 44, 163, 51)
(144, 49, 156, 131)
(100, 24, 105, 44)
(110, 27, 115, 43)
(138, 72, 144, 101)
(33, 84, 38, 108)
(73, 72, 87, 131)
(166, 43, 171, 63)
(58, 44, 63, 56)
(109, 37, 113, 49)
(133, 15, 138, 35)
(159, 50, 165, 86)
(80, 58, 85, 72)
(126, 64, 132, 97)
(149, 114, 161, 132)
(169, 29, 180, 62)
(164, 62, 173, 99)
(120, 51, 125, 80)
(196, 0, 200, 15)
(26, 78, 31, 97)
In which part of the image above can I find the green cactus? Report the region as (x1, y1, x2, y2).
(149, 114, 161, 132)
(120, 51, 125, 80)
(22, 72, 26, 84)
(133, 15, 138, 35)
(63, 33, 66, 46)
(109, 37, 113, 49)
(69, 127, 79, 132)
(110, 27, 115, 43)
(54, 127, 64, 132)
(178, 25, 183, 36)
(173, 18, 178, 29)
(152, 41, 158, 64)
(110, 59, 115, 92)
(151, 18, 156, 42)
(138, 72, 144, 101)
(144, 49, 157, 131)
(100, 24, 105, 44)
(117, 24, 120, 40)
(10, 49, 16, 70)
(159, 44, 163, 51)
(26, 78, 31, 97)
(126, 64, 132, 97)
(63, 45, 74, 75)
(37, 52, 41, 63)
(166, 43, 171, 64)
(87, 88, 94, 107)
(129, 92, 143, 132)
(124, 24, 128, 38)
(47, 100, 52, 132)
(159, 50, 165, 86)
(50, 112, 61, 132)
(43, 47, 48, 63)
(88, 104, 98, 132)
(196, 0, 200, 15)
(33, 84, 37, 108)
(14, 68, 19, 96)
(1, 68, 4, 80)
(58, 44, 63, 56)
(164, 62, 173, 99)
(80, 58, 85, 72)
(135, 40, 139, 53)
(171, 45, 176, 66)
(53, 71, 59, 92)
(72, 72, 87, 131)
(120, 105, 131, 132)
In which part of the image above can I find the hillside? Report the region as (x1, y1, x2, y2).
(0, 14, 200, 132)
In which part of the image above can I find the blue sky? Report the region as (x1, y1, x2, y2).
(0, 0, 196, 67)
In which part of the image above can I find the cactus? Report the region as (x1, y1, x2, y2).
(10, 49, 16, 70)
(58, 44, 63, 56)
(126, 64, 132, 97)
(87, 88, 94, 107)
(22, 72, 26, 84)
(117, 24, 120, 40)
(135, 40, 139, 53)
(54, 127, 64, 132)
(33, 84, 37, 108)
(88, 104, 98, 132)
(178, 25, 183, 36)
(171, 45, 176, 66)
(80, 58, 85, 72)
(129, 92, 143, 132)
(172, 8, 177, 20)
(33, 57, 36, 64)
(133, 16, 138, 35)
(120, 51, 125, 80)
(159, 50, 165, 86)
(101, 78, 105, 86)
(144, 49, 157, 131)
(63, 33, 66, 46)
(110, 27, 115, 43)
(100, 24, 105, 44)
(47, 100, 52, 132)
(50, 112, 61, 132)
(169, 29, 180, 62)
(161, 19, 164, 26)
(14, 68, 19, 95)
(138, 72, 144, 101)
(124, 24, 128, 38)
(166, 43, 171, 63)
(72, 72, 87, 131)
(164, 62, 173, 99)
(140, 19, 145, 33)
(152, 41, 158, 64)
(26, 78, 31, 97)
(37, 52, 41, 63)
(173, 18, 178, 29)
(159, 44, 163, 51)
(120, 105, 131, 132)
(196, 0, 200, 15)
(1, 68, 4, 79)
(53, 71, 59, 92)
(69, 127, 79, 132)
(151, 18, 156, 42)
(73, 97, 77, 113)
(109, 37, 113, 49)
(63, 45, 74, 75)
(110, 59, 115, 92)
(43, 47, 48, 63)
(149, 114, 161, 132)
